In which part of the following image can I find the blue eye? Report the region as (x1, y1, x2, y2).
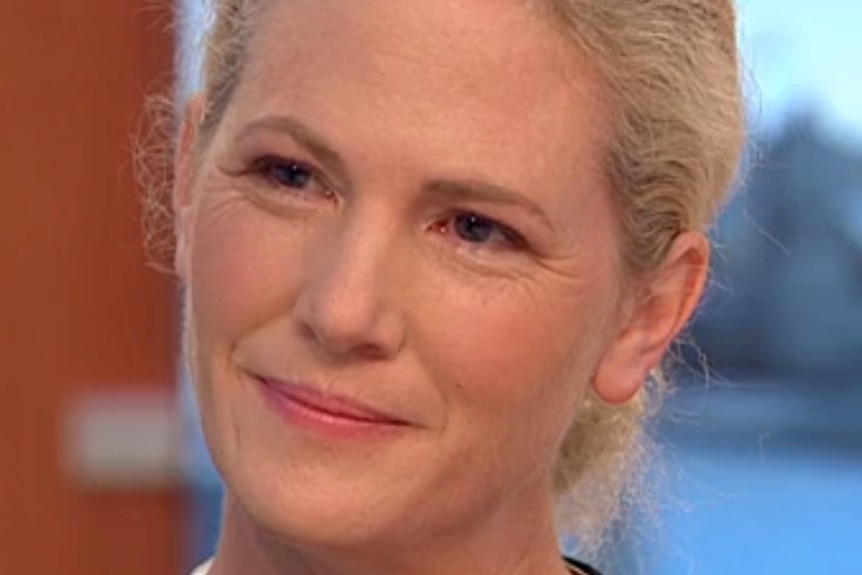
(454, 213, 496, 243)
(248, 156, 336, 205)
(451, 212, 524, 248)
(264, 159, 313, 189)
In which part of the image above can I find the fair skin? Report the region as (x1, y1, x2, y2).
(174, 1, 708, 574)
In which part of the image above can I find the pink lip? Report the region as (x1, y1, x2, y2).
(254, 376, 409, 438)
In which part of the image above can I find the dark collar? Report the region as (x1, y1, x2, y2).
(563, 556, 604, 575)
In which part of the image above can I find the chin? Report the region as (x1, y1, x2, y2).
(201, 382, 429, 552)
(222, 451, 429, 553)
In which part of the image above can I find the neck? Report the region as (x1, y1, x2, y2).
(208, 491, 571, 575)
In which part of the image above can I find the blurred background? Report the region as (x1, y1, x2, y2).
(1, 1, 859, 574)
(650, 1, 862, 573)
(0, 3, 181, 575)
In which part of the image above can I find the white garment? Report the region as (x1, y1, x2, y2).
(189, 559, 213, 575)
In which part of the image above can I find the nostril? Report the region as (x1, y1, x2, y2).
(353, 343, 391, 362)
(293, 285, 405, 362)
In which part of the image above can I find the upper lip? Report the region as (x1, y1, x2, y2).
(256, 375, 410, 425)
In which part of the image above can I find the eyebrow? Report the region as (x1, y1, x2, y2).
(233, 115, 350, 184)
(234, 114, 552, 226)
(425, 178, 552, 227)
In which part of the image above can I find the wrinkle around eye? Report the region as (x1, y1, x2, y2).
(533, 248, 603, 292)
(193, 184, 258, 237)
(208, 156, 337, 218)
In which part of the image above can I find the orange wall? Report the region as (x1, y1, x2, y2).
(0, 2, 182, 574)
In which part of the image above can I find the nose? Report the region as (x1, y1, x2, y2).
(293, 215, 407, 361)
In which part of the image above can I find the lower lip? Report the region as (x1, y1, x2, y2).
(254, 377, 408, 440)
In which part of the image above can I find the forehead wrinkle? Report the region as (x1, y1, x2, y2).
(245, 0, 580, 96)
(234, 0, 609, 156)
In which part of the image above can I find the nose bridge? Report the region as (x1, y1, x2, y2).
(295, 203, 405, 358)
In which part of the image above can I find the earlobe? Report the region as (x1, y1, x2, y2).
(592, 232, 710, 404)
(173, 95, 206, 281)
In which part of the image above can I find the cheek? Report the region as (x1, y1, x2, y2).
(185, 198, 315, 472)
(417, 272, 612, 447)
(185, 198, 311, 437)
(408, 274, 615, 506)
(187, 199, 301, 351)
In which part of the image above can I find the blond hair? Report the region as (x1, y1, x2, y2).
(538, 0, 744, 554)
(157, 0, 744, 556)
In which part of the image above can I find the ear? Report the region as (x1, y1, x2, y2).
(592, 232, 710, 404)
(173, 95, 206, 281)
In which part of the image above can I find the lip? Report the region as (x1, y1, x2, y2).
(253, 375, 410, 438)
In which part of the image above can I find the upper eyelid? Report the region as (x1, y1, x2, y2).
(231, 116, 352, 189)
(425, 179, 552, 230)
(252, 154, 313, 173)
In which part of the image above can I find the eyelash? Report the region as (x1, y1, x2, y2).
(244, 155, 528, 252)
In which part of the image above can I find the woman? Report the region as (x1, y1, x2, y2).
(166, 0, 744, 573)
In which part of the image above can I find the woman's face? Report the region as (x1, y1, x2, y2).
(178, 0, 627, 555)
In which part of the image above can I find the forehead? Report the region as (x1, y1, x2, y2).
(222, 0, 609, 201)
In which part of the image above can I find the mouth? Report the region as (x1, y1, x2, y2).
(253, 375, 410, 436)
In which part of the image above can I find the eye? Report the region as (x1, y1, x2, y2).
(268, 161, 312, 188)
(251, 156, 334, 200)
(441, 212, 526, 249)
